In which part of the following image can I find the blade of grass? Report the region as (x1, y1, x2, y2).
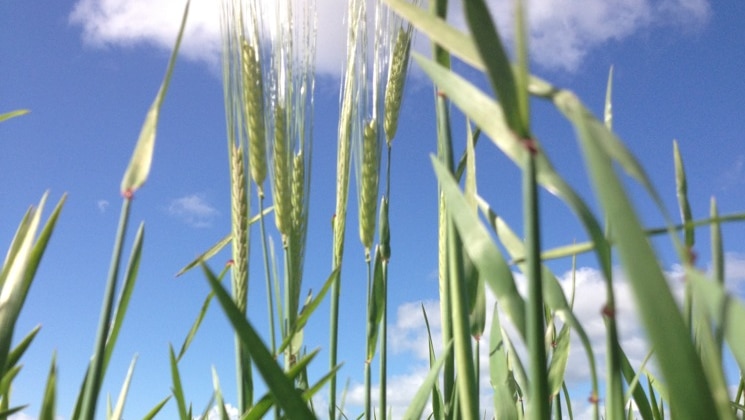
(142, 397, 171, 420)
(567, 89, 719, 418)
(202, 263, 315, 418)
(120, 0, 189, 195)
(402, 341, 453, 420)
(489, 302, 518, 420)
(40, 353, 56, 420)
(6, 324, 41, 370)
(110, 355, 137, 420)
(169, 345, 189, 420)
(0, 109, 29, 123)
(174, 207, 273, 277)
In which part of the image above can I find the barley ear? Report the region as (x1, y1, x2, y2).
(230, 144, 249, 313)
(383, 28, 412, 145)
(290, 151, 307, 275)
(241, 38, 267, 196)
(359, 119, 380, 256)
(272, 104, 291, 240)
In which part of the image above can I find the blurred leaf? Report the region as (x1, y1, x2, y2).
(202, 264, 315, 418)
(416, 54, 612, 283)
(110, 355, 137, 420)
(673, 141, 694, 249)
(383, 0, 480, 69)
(431, 157, 526, 336)
(422, 304, 445, 419)
(211, 368, 231, 420)
(367, 248, 386, 360)
(6, 324, 41, 369)
(0, 365, 21, 397)
(620, 348, 654, 420)
(40, 353, 56, 420)
(175, 207, 273, 277)
(278, 268, 339, 355)
(568, 88, 719, 418)
(688, 268, 745, 376)
(141, 396, 171, 420)
(489, 303, 518, 420)
(0, 405, 27, 419)
(169, 346, 189, 420)
(402, 341, 452, 420)
(120, 0, 190, 194)
(0, 193, 49, 376)
(547, 325, 571, 398)
(104, 223, 144, 371)
(462, 0, 523, 134)
(0, 109, 29, 123)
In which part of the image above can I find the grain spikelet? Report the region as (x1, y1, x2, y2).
(230, 144, 249, 313)
(359, 118, 380, 254)
(241, 38, 267, 196)
(272, 104, 291, 238)
(383, 27, 412, 145)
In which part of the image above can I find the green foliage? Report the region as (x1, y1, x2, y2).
(4, 0, 745, 419)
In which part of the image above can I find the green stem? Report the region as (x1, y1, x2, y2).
(80, 196, 132, 420)
(364, 257, 373, 420)
(380, 261, 388, 420)
(258, 197, 277, 356)
(524, 151, 549, 420)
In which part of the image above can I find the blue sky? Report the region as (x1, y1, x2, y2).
(2, 0, 745, 418)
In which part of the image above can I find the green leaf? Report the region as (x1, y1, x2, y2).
(175, 207, 273, 277)
(141, 397, 171, 420)
(169, 346, 189, 420)
(202, 263, 315, 418)
(0, 193, 50, 376)
(104, 223, 144, 372)
(6, 324, 41, 369)
(0, 109, 29, 123)
(110, 355, 137, 420)
(278, 268, 338, 355)
(431, 157, 526, 336)
(367, 248, 386, 360)
(383, 0, 481, 69)
(673, 141, 694, 249)
(463, 0, 524, 135)
(120, 0, 190, 194)
(547, 325, 571, 398)
(570, 91, 718, 418)
(402, 341, 453, 420)
(40, 353, 56, 420)
(489, 303, 518, 420)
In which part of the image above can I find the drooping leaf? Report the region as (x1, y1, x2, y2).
(120, 0, 190, 194)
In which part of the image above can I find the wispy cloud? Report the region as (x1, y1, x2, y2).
(97, 199, 110, 213)
(69, 0, 710, 74)
(167, 193, 218, 228)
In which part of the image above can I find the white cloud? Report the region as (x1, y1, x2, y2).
(97, 199, 110, 213)
(69, 0, 711, 74)
(167, 193, 219, 227)
(200, 403, 240, 420)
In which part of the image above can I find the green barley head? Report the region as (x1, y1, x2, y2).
(229, 144, 249, 313)
(358, 118, 380, 255)
(383, 27, 413, 145)
(272, 103, 291, 239)
(241, 37, 268, 196)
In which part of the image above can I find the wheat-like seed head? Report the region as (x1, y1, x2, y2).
(290, 151, 307, 283)
(272, 104, 291, 239)
(241, 38, 267, 197)
(230, 144, 249, 313)
(384, 27, 412, 145)
(359, 118, 380, 254)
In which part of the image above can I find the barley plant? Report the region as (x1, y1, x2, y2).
(4, 0, 745, 419)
